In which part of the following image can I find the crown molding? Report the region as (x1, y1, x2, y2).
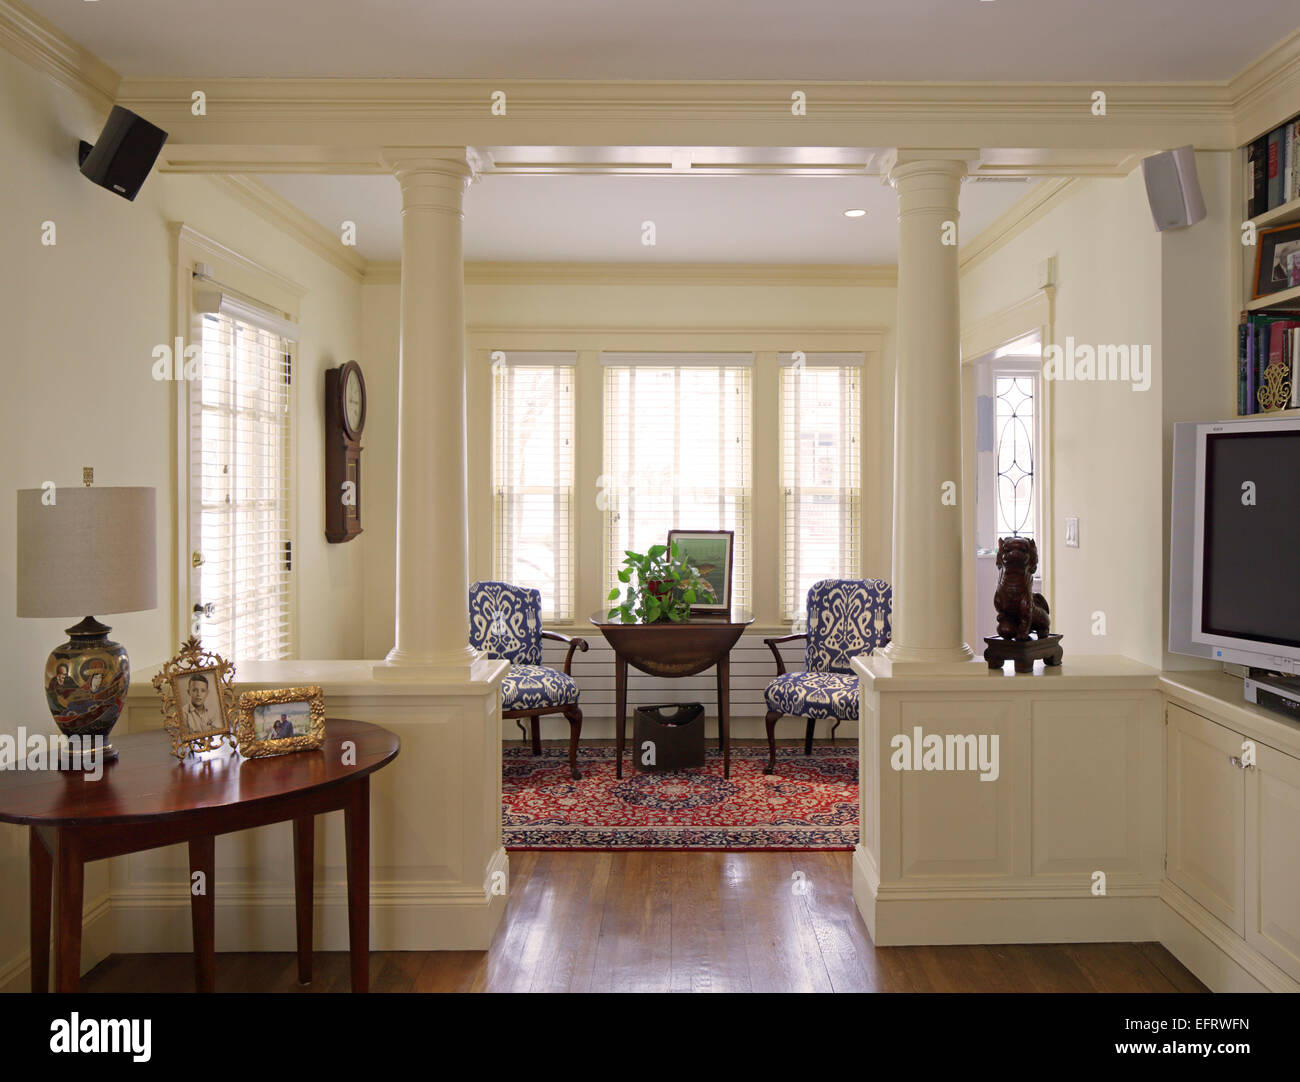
(115, 77, 1239, 157)
(365, 261, 897, 287)
(0, 0, 119, 109)
(457, 262, 897, 287)
(209, 175, 367, 282)
(959, 177, 1085, 275)
(1229, 27, 1300, 145)
(465, 326, 886, 352)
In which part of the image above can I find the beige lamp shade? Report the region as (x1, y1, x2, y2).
(16, 487, 157, 618)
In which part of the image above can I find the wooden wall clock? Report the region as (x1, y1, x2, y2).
(325, 360, 365, 543)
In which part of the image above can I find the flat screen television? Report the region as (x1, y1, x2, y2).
(1170, 417, 1300, 672)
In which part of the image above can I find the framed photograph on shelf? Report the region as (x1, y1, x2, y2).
(234, 686, 326, 758)
(667, 529, 734, 614)
(1254, 223, 1300, 298)
(152, 637, 237, 760)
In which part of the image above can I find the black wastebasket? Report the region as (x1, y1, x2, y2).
(632, 703, 705, 773)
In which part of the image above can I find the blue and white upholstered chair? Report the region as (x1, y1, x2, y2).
(762, 579, 892, 774)
(468, 581, 589, 780)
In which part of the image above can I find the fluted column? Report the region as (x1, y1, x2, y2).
(878, 154, 976, 671)
(376, 149, 478, 676)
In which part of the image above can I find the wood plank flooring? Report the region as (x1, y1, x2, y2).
(81, 850, 1206, 993)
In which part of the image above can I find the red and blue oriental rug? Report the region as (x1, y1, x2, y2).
(503, 744, 858, 851)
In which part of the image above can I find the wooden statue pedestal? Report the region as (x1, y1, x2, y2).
(983, 633, 1064, 673)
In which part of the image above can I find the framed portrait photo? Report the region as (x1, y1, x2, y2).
(234, 686, 325, 758)
(667, 529, 734, 614)
(152, 637, 237, 759)
(1253, 223, 1300, 298)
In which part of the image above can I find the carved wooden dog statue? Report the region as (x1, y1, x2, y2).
(994, 536, 1050, 641)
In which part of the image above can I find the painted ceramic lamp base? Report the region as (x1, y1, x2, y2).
(44, 616, 129, 764)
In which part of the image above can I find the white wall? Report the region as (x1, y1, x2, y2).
(1158, 151, 1235, 672)
(961, 161, 1235, 670)
(962, 171, 1165, 666)
(0, 44, 365, 987)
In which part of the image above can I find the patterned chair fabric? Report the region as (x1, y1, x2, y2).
(469, 581, 578, 712)
(804, 578, 892, 675)
(500, 665, 580, 712)
(765, 672, 859, 721)
(468, 581, 543, 665)
(765, 579, 891, 722)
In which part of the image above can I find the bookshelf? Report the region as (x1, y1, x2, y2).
(1238, 116, 1300, 417)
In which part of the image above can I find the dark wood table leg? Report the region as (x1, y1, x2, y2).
(344, 776, 370, 993)
(718, 657, 731, 778)
(188, 834, 215, 993)
(52, 828, 84, 993)
(614, 654, 628, 778)
(29, 827, 51, 993)
(293, 815, 315, 985)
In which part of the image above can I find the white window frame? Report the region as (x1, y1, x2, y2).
(171, 225, 304, 656)
(600, 353, 754, 614)
(491, 352, 577, 621)
(777, 353, 864, 621)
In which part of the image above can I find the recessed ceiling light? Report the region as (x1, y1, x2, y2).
(843, 209, 867, 218)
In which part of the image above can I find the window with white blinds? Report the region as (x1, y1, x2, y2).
(492, 355, 576, 621)
(779, 355, 862, 621)
(602, 355, 752, 612)
(190, 308, 294, 661)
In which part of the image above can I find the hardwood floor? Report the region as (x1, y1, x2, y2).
(81, 850, 1206, 993)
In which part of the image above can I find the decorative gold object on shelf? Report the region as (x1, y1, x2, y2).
(152, 637, 238, 760)
(1256, 360, 1293, 412)
(233, 686, 326, 758)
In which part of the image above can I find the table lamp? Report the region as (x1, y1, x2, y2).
(16, 481, 157, 764)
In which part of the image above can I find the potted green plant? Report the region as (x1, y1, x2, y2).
(607, 542, 717, 623)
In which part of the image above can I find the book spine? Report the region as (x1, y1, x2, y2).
(1237, 317, 1248, 413)
(1268, 128, 1282, 209)
(1292, 327, 1300, 408)
(1251, 136, 1270, 217)
(1293, 121, 1300, 206)
(1238, 318, 1248, 415)
(1258, 323, 1268, 408)
(1246, 316, 1257, 413)
(1286, 124, 1295, 204)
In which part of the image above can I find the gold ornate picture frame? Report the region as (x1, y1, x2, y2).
(234, 686, 325, 758)
(152, 637, 238, 760)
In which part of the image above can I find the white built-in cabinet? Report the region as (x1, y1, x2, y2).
(1166, 699, 1300, 984)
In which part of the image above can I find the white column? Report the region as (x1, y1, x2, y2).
(377, 149, 478, 676)
(877, 154, 976, 672)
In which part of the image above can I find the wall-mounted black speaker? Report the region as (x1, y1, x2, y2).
(78, 106, 168, 201)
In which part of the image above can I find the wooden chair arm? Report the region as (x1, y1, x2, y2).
(762, 633, 806, 677)
(542, 630, 590, 675)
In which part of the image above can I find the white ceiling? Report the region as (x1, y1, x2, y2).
(26, 0, 1300, 81)
(257, 171, 1037, 264)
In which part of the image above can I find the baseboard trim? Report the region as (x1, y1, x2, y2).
(853, 847, 1161, 946)
(111, 866, 510, 953)
(1158, 881, 1299, 993)
(0, 891, 113, 994)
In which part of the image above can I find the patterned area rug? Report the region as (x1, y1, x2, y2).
(503, 744, 858, 851)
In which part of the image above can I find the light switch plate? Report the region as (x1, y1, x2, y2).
(1065, 516, 1079, 547)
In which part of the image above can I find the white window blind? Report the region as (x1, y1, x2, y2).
(602, 355, 752, 612)
(779, 355, 862, 620)
(190, 308, 294, 661)
(492, 354, 576, 621)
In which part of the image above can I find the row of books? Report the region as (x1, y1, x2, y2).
(1238, 311, 1300, 414)
(1246, 114, 1300, 218)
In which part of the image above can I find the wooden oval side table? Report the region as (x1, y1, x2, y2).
(0, 718, 399, 993)
(589, 609, 754, 778)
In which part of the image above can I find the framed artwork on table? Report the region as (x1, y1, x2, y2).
(667, 529, 734, 614)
